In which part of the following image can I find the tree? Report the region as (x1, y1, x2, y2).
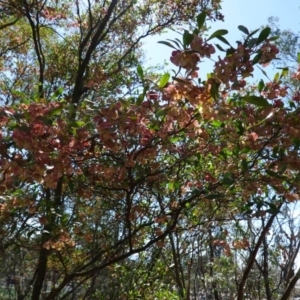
(1, 2, 300, 300)
(1, 1, 224, 299)
(268, 16, 300, 100)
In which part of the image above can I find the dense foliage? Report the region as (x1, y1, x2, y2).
(1, 1, 300, 300)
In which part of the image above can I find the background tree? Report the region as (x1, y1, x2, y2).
(268, 16, 300, 100)
(2, 2, 300, 300)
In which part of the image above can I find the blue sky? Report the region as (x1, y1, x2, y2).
(143, 0, 300, 79)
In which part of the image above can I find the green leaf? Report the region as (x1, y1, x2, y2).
(243, 96, 269, 107)
(12, 189, 24, 196)
(252, 50, 263, 65)
(298, 52, 300, 63)
(156, 109, 167, 118)
(75, 121, 85, 127)
(273, 72, 280, 82)
(266, 202, 279, 214)
(258, 66, 270, 79)
(137, 65, 144, 80)
(175, 38, 183, 46)
(183, 30, 194, 47)
(268, 35, 279, 41)
(215, 35, 231, 46)
(248, 28, 260, 37)
(193, 28, 200, 35)
(219, 150, 227, 160)
(71, 121, 85, 128)
(238, 25, 249, 35)
(235, 120, 245, 135)
(168, 182, 174, 191)
(170, 136, 181, 143)
(167, 39, 182, 49)
(185, 203, 191, 209)
(210, 81, 220, 100)
(278, 163, 287, 174)
(158, 41, 177, 49)
(241, 159, 248, 174)
(222, 148, 233, 157)
(289, 100, 296, 109)
(241, 203, 253, 214)
(279, 67, 289, 78)
(136, 93, 144, 106)
(211, 120, 224, 128)
(61, 214, 69, 226)
(51, 87, 64, 99)
(226, 47, 236, 55)
(256, 27, 271, 45)
(292, 137, 300, 150)
(247, 38, 258, 48)
(174, 181, 180, 189)
(241, 147, 251, 154)
(215, 44, 226, 52)
(197, 12, 206, 30)
(50, 106, 63, 116)
(158, 73, 170, 88)
(272, 146, 279, 157)
(222, 173, 235, 186)
(258, 79, 264, 93)
(136, 85, 149, 105)
(191, 188, 201, 196)
(207, 29, 228, 41)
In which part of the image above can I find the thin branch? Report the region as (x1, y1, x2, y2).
(236, 202, 283, 300)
